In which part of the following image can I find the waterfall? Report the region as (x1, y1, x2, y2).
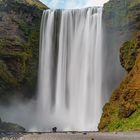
(37, 7, 103, 131)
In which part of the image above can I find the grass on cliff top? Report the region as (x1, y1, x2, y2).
(25, 0, 47, 9)
(106, 105, 140, 131)
(0, 0, 47, 10)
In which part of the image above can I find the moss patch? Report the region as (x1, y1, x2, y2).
(104, 106, 140, 131)
(120, 33, 140, 72)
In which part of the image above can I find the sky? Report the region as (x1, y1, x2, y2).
(40, 0, 109, 9)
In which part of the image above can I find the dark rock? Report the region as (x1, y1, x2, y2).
(52, 127, 57, 133)
(0, 122, 26, 132)
(0, 118, 26, 132)
(83, 132, 87, 135)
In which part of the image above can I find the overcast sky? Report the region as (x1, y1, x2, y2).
(40, 0, 109, 9)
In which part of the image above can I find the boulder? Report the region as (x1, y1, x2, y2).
(0, 118, 26, 132)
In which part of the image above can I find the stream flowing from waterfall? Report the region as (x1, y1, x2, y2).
(37, 7, 103, 131)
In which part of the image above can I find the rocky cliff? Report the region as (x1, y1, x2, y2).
(103, 0, 140, 31)
(99, 0, 140, 131)
(0, 0, 47, 103)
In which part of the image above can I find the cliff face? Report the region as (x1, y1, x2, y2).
(103, 0, 140, 31)
(99, 0, 140, 131)
(0, 0, 47, 103)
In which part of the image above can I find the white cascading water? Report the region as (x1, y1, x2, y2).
(37, 7, 103, 131)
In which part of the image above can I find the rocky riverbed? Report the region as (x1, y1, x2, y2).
(1, 132, 140, 140)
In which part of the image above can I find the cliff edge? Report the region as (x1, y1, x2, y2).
(99, 0, 140, 131)
(0, 0, 47, 103)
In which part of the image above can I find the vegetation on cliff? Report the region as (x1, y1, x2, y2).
(120, 34, 140, 72)
(99, 0, 140, 131)
(0, 0, 47, 103)
(99, 33, 140, 131)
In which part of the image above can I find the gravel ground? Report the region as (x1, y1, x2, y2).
(0, 132, 140, 140)
(1, 132, 140, 140)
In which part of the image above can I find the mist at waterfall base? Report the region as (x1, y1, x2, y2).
(0, 7, 125, 132)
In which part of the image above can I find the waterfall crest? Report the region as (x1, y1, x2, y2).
(37, 7, 103, 131)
